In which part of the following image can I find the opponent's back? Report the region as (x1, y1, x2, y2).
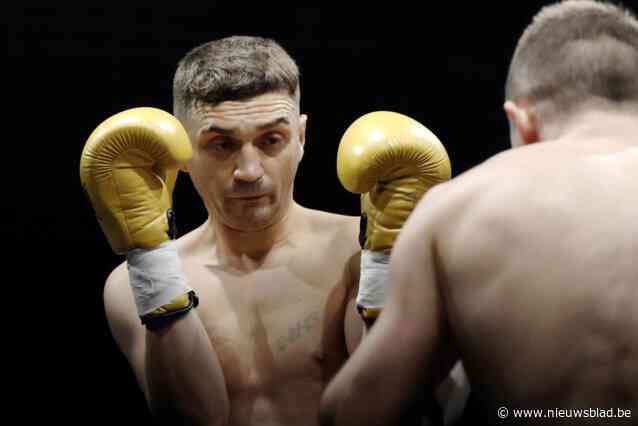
(439, 139, 638, 418)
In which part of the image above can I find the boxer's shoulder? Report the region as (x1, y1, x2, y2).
(298, 207, 360, 281)
(103, 260, 146, 366)
(303, 206, 358, 225)
(104, 260, 131, 298)
(301, 206, 359, 241)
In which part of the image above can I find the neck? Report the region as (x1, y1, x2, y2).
(209, 201, 302, 269)
(540, 104, 638, 145)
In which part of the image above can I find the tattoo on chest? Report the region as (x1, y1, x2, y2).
(275, 311, 321, 353)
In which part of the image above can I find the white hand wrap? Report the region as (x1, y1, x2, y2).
(126, 240, 192, 317)
(357, 250, 391, 310)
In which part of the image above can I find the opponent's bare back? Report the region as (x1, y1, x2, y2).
(433, 113, 638, 417)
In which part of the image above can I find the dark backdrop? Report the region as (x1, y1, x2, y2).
(9, 3, 555, 424)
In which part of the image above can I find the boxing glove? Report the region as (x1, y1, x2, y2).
(337, 111, 451, 323)
(80, 107, 197, 327)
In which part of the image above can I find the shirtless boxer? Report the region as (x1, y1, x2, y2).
(79, 36, 451, 425)
(320, 1, 638, 425)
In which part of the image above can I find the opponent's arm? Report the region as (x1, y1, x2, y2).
(320, 189, 454, 426)
(82, 108, 229, 425)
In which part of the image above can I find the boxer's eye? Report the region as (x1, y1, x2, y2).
(258, 132, 286, 151)
(208, 137, 236, 152)
(261, 132, 284, 146)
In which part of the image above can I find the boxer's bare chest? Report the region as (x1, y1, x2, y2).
(182, 246, 352, 396)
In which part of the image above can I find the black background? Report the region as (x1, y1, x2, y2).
(8, 2, 580, 423)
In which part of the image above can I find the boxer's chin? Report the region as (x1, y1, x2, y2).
(222, 195, 283, 231)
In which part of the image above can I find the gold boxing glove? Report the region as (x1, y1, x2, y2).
(80, 107, 198, 328)
(337, 111, 451, 323)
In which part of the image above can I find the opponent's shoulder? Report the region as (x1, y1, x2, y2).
(441, 147, 540, 204)
(410, 164, 491, 228)
(408, 151, 529, 242)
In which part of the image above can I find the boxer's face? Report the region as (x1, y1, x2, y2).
(184, 91, 306, 231)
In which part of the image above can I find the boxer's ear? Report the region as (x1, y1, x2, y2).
(297, 114, 307, 162)
(299, 114, 308, 147)
(504, 100, 539, 147)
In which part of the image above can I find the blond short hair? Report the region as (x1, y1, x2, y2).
(505, 0, 638, 115)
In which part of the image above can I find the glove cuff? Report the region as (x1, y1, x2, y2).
(141, 291, 199, 330)
(126, 240, 196, 324)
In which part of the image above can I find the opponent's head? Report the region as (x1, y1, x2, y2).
(504, 0, 638, 146)
(172, 36, 306, 231)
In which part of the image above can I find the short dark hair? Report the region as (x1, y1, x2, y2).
(505, 0, 638, 115)
(173, 36, 300, 120)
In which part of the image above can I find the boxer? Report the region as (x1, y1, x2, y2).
(80, 36, 453, 426)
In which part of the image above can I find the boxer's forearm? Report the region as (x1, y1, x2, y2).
(145, 310, 229, 426)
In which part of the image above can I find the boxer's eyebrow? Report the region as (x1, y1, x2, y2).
(256, 117, 290, 131)
(201, 124, 234, 136)
(201, 117, 290, 136)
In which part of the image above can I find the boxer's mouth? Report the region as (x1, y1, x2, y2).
(229, 194, 268, 200)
